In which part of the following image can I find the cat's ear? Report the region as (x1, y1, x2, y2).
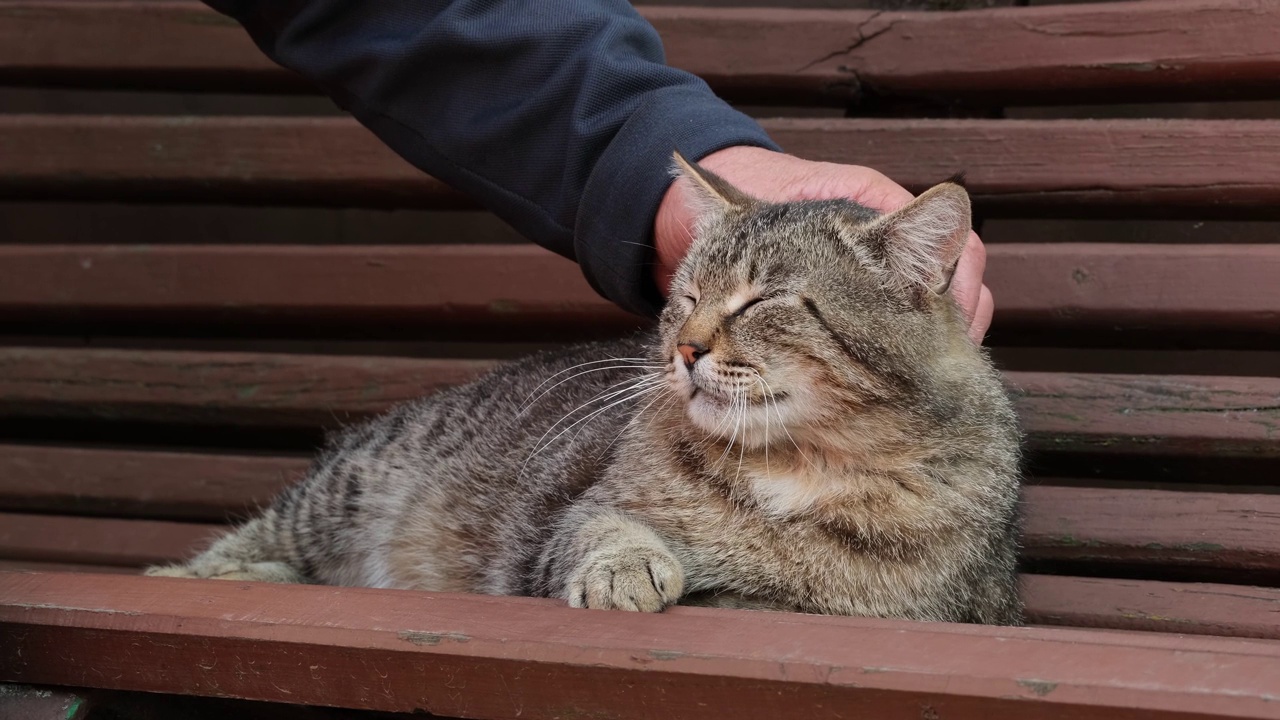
(670, 151, 754, 218)
(866, 181, 971, 295)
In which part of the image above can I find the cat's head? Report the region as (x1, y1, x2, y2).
(657, 152, 974, 446)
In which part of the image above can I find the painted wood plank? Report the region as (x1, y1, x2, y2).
(5, 115, 1280, 218)
(1023, 574, 1280, 641)
(1, 244, 1275, 346)
(4, 473, 1280, 573)
(2, 556, 1278, 642)
(0, 514, 221, 567)
(2, 1, 1277, 105)
(3, 571, 1280, 718)
(2, 348, 1276, 459)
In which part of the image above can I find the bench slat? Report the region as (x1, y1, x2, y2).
(1023, 574, 1280, 642)
(1, 560, 1274, 642)
(5, 115, 1280, 218)
(1, 348, 1276, 460)
(2, 1, 1277, 105)
(1, 244, 1276, 346)
(0, 513, 221, 567)
(1025, 487, 1280, 575)
(0, 445, 303, 519)
(3, 450, 1279, 573)
(3, 571, 1279, 718)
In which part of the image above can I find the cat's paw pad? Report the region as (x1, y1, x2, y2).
(568, 546, 683, 612)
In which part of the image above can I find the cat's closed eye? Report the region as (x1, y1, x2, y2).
(730, 295, 774, 318)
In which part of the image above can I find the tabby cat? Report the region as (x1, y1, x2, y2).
(148, 153, 1024, 625)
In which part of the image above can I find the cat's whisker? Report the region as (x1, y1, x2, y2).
(567, 380, 668, 446)
(716, 387, 746, 471)
(526, 356, 654, 395)
(755, 375, 770, 478)
(758, 374, 818, 472)
(534, 381, 665, 462)
(518, 360, 664, 415)
(596, 387, 675, 462)
(521, 374, 663, 467)
(524, 374, 664, 465)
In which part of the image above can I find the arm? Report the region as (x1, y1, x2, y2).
(201, 0, 779, 317)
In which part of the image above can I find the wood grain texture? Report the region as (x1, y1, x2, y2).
(0, 513, 221, 567)
(1023, 574, 1280, 641)
(4, 572, 1280, 719)
(5, 115, 1280, 217)
(1, 244, 1276, 346)
(1005, 372, 1280, 458)
(3, 1, 1278, 104)
(0, 561, 1275, 641)
(653, 0, 1280, 105)
(1022, 487, 1280, 574)
(4, 448, 1280, 573)
(0, 244, 641, 340)
(0, 115, 472, 209)
(2, 348, 1276, 458)
(0, 445, 304, 519)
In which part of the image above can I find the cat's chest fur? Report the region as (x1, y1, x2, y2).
(609, 454, 967, 616)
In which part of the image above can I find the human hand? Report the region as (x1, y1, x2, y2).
(653, 146, 993, 344)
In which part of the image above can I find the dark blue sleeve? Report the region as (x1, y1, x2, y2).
(202, 0, 781, 316)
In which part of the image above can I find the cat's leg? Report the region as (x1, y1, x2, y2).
(540, 506, 684, 612)
(144, 509, 308, 584)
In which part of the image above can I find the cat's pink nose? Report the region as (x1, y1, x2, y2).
(677, 342, 708, 370)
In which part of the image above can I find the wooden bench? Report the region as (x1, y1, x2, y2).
(2, 0, 1280, 717)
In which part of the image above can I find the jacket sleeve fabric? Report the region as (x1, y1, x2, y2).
(203, 0, 781, 315)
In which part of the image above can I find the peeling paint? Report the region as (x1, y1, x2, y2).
(398, 630, 471, 646)
(1017, 679, 1059, 697)
(648, 649, 683, 660)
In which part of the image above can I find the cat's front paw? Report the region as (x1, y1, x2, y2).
(567, 546, 684, 612)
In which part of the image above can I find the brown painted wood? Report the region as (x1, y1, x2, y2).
(0, 245, 642, 340)
(3, 1, 1278, 105)
(2, 348, 1277, 459)
(0, 244, 1276, 346)
(1005, 372, 1280, 459)
(5, 115, 1280, 218)
(0, 685, 93, 720)
(4, 572, 1280, 719)
(4, 509, 1280, 642)
(765, 118, 1280, 219)
(984, 244, 1280, 347)
(0, 348, 493, 428)
(0, 514, 221, 567)
(1022, 487, 1280, 574)
(0, 115, 472, 209)
(0, 561, 137, 575)
(652, 0, 1280, 105)
(0, 445, 303, 519)
(1023, 574, 1280, 642)
(1, 558, 1277, 642)
(5, 446, 1280, 574)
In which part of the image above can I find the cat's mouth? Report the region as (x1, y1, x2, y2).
(686, 376, 787, 406)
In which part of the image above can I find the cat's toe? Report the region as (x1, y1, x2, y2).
(569, 546, 683, 612)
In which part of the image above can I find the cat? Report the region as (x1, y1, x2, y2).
(147, 152, 1024, 625)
